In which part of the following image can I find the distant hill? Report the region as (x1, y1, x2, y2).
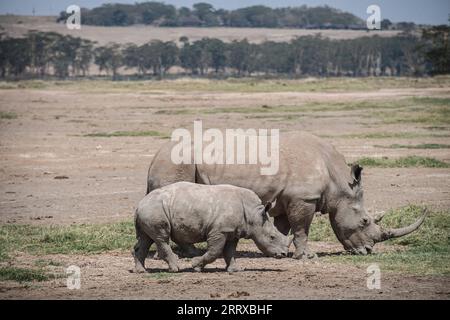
(0, 15, 402, 46)
(57, 2, 366, 29)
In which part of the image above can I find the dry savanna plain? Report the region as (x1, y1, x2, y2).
(0, 76, 449, 299)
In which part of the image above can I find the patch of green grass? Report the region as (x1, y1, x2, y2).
(0, 220, 204, 260)
(380, 206, 449, 249)
(327, 248, 449, 276)
(34, 259, 62, 267)
(3, 77, 449, 94)
(373, 97, 450, 125)
(0, 250, 10, 262)
(412, 97, 450, 106)
(147, 272, 176, 280)
(425, 126, 450, 131)
(356, 156, 449, 168)
(0, 82, 19, 89)
(84, 130, 169, 138)
(152, 96, 447, 118)
(0, 80, 49, 90)
(167, 100, 406, 116)
(0, 111, 17, 119)
(24, 77, 450, 92)
(374, 143, 450, 149)
(377, 109, 450, 125)
(322, 132, 450, 139)
(195, 242, 208, 250)
(0, 267, 49, 282)
(154, 109, 192, 115)
(0, 221, 135, 257)
(17, 80, 49, 89)
(311, 205, 450, 275)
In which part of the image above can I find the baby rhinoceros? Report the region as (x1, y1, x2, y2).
(133, 182, 289, 273)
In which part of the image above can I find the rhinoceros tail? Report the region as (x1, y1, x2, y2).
(134, 209, 140, 240)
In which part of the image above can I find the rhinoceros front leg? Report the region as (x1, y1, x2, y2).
(191, 233, 226, 272)
(223, 239, 242, 272)
(287, 200, 318, 260)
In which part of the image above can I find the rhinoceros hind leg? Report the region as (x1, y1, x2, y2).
(155, 241, 180, 272)
(132, 232, 153, 273)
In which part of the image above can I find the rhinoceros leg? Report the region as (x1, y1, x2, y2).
(132, 226, 154, 273)
(191, 233, 226, 272)
(153, 242, 201, 259)
(155, 241, 180, 272)
(287, 200, 318, 260)
(223, 239, 241, 272)
(175, 243, 202, 258)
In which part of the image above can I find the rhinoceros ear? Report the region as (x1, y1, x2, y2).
(263, 199, 277, 213)
(350, 164, 363, 187)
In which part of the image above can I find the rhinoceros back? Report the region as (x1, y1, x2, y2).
(146, 142, 196, 194)
(146, 131, 347, 202)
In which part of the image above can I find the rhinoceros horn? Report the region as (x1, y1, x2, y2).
(288, 235, 294, 247)
(376, 209, 428, 242)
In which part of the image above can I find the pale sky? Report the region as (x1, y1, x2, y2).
(0, 0, 449, 25)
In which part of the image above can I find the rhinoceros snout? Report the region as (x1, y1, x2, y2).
(275, 252, 287, 259)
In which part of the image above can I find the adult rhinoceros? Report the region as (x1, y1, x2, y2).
(146, 131, 426, 259)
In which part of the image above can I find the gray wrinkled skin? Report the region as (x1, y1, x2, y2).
(147, 132, 426, 258)
(133, 182, 289, 273)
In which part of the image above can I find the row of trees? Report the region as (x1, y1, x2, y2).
(58, 3, 366, 29)
(0, 31, 94, 78)
(1, 27, 449, 79)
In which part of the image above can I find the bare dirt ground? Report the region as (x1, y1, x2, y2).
(1, 242, 449, 300)
(0, 15, 402, 45)
(0, 80, 449, 299)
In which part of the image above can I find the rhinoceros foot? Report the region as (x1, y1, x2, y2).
(191, 257, 204, 272)
(168, 265, 180, 273)
(226, 265, 243, 273)
(132, 265, 147, 273)
(292, 249, 318, 260)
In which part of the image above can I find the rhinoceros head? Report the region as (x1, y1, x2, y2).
(328, 164, 427, 255)
(250, 201, 289, 258)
